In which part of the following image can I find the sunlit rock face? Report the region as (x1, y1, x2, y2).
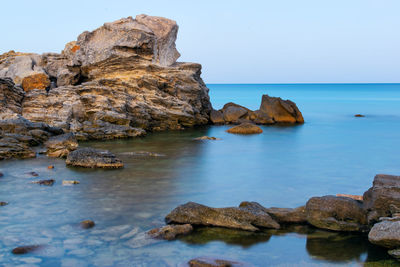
(0, 15, 212, 140)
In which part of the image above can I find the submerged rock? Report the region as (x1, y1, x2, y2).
(31, 179, 55, 186)
(368, 220, 400, 249)
(66, 148, 123, 168)
(165, 202, 280, 231)
(147, 224, 193, 240)
(12, 245, 43, 255)
(0, 201, 8, 206)
(305, 195, 368, 232)
(27, 171, 39, 176)
(363, 174, 400, 224)
(354, 114, 365, 117)
(226, 123, 263, 134)
(44, 133, 78, 158)
(186, 257, 251, 267)
(194, 136, 220, 140)
(62, 180, 80, 186)
(80, 220, 95, 229)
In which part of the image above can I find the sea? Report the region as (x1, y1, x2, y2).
(0, 83, 400, 266)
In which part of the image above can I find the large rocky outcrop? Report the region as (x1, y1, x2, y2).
(210, 96, 304, 125)
(0, 15, 212, 141)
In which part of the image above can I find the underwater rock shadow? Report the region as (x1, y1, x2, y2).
(179, 225, 392, 263)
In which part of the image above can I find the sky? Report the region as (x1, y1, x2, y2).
(1, 0, 399, 83)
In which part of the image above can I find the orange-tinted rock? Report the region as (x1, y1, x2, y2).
(21, 73, 50, 92)
(71, 45, 80, 53)
(226, 123, 263, 135)
(336, 194, 363, 201)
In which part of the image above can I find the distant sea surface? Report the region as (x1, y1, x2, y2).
(0, 83, 399, 266)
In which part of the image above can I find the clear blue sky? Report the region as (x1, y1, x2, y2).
(2, 0, 399, 83)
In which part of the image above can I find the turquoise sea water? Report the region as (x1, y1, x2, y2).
(0, 83, 400, 266)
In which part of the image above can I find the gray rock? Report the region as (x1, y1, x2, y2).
(165, 202, 280, 231)
(388, 248, 400, 259)
(306, 195, 368, 232)
(239, 202, 307, 224)
(368, 220, 400, 248)
(363, 174, 400, 224)
(66, 147, 123, 168)
(135, 14, 180, 66)
(209, 109, 224, 124)
(222, 105, 248, 123)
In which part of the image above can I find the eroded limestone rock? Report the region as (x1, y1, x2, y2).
(66, 147, 123, 168)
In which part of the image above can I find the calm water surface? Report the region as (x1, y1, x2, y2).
(1, 84, 400, 266)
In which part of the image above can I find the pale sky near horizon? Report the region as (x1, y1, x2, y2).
(1, 0, 399, 83)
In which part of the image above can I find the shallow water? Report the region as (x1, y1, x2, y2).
(1, 83, 400, 266)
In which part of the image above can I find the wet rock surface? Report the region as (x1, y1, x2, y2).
(66, 147, 123, 168)
(44, 133, 78, 158)
(165, 202, 280, 231)
(147, 224, 193, 240)
(305, 195, 368, 232)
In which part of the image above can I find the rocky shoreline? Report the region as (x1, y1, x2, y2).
(149, 174, 400, 261)
(0, 14, 304, 162)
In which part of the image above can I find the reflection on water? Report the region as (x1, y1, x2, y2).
(1, 84, 400, 266)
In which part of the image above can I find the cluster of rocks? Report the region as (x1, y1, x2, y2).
(210, 95, 304, 126)
(0, 14, 212, 144)
(149, 174, 400, 261)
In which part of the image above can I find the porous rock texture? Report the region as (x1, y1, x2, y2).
(66, 147, 123, 168)
(0, 15, 212, 142)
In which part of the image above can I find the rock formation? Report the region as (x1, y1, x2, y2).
(165, 202, 280, 231)
(66, 147, 123, 168)
(211, 95, 304, 125)
(226, 123, 263, 134)
(0, 15, 212, 143)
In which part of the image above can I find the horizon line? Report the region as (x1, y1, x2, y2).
(206, 82, 400, 85)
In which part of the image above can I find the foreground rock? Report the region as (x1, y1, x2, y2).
(239, 201, 307, 224)
(226, 123, 263, 135)
(211, 95, 304, 125)
(186, 257, 251, 267)
(11, 245, 43, 255)
(66, 148, 123, 168)
(305, 195, 368, 232)
(44, 133, 78, 158)
(165, 202, 280, 231)
(369, 220, 400, 249)
(0, 15, 212, 142)
(147, 224, 193, 240)
(363, 174, 400, 224)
